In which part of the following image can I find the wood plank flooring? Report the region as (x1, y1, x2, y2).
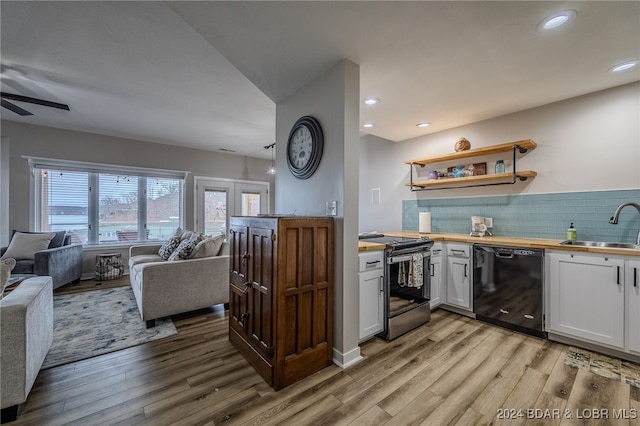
(12, 281, 640, 425)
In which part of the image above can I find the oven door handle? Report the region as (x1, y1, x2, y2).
(388, 253, 429, 264)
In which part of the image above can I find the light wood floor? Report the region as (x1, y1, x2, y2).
(13, 281, 640, 425)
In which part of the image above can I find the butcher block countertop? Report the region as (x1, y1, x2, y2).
(358, 232, 640, 257)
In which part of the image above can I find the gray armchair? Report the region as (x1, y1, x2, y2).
(1, 230, 82, 289)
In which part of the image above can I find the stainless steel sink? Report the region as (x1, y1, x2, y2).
(560, 240, 640, 249)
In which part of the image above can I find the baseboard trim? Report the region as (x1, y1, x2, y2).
(332, 346, 362, 369)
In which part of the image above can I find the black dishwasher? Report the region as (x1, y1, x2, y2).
(473, 244, 546, 338)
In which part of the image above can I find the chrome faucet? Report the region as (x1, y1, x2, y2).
(609, 202, 640, 245)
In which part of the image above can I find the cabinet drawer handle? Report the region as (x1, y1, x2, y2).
(634, 267, 638, 287)
(380, 276, 384, 293)
(430, 263, 434, 277)
(366, 260, 381, 267)
(464, 264, 468, 278)
(617, 266, 621, 285)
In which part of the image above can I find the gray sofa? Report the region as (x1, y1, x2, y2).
(0, 231, 82, 289)
(0, 276, 54, 422)
(128, 242, 229, 328)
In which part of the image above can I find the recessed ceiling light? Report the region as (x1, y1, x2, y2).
(416, 122, 430, 128)
(537, 10, 577, 31)
(363, 97, 380, 106)
(609, 60, 640, 73)
(363, 122, 374, 128)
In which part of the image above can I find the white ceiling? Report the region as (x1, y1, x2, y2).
(2, 1, 639, 159)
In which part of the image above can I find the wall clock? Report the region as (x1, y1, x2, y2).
(286, 116, 324, 179)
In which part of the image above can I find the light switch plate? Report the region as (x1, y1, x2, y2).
(326, 201, 337, 216)
(371, 188, 381, 204)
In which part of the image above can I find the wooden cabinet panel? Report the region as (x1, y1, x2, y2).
(228, 222, 249, 338)
(229, 216, 333, 390)
(247, 226, 275, 362)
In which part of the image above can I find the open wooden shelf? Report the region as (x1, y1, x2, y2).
(405, 139, 537, 191)
(405, 170, 537, 189)
(405, 139, 537, 166)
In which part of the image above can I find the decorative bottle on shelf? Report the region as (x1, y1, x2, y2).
(567, 223, 577, 241)
(495, 160, 505, 174)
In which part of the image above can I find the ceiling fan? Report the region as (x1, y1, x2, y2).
(0, 92, 70, 116)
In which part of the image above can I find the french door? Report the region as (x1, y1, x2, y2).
(195, 177, 269, 237)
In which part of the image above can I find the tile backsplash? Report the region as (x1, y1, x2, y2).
(403, 189, 640, 243)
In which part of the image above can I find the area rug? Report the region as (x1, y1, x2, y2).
(564, 346, 640, 388)
(42, 286, 177, 369)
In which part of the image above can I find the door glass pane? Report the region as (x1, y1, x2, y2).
(205, 189, 227, 236)
(147, 178, 181, 240)
(241, 192, 261, 216)
(38, 169, 89, 244)
(99, 174, 138, 243)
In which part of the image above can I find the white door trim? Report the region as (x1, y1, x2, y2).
(194, 176, 270, 235)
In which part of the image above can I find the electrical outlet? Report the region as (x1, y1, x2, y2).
(326, 201, 337, 216)
(485, 217, 494, 228)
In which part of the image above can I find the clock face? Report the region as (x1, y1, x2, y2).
(286, 116, 324, 179)
(288, 126, 313, 170)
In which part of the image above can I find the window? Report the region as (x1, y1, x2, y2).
(28, 157, 188, 245)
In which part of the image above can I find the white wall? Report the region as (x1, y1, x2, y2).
(276, 60, 361, 367)
(2, 121, 275, 275)
(359, 82, 640, 232)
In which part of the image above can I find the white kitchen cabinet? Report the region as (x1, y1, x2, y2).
(429, 243, 443, 308)
(359, 251, 384, 341)
(548, 252, 625, 349)
(445, 243, 472, 311)
(627, 259, 640, 354)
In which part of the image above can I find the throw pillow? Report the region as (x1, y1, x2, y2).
(1, 231, 56, 260)
(191, 235, 224, 259)
(10, 230, 67, 248)
(180, 230, 205, 243)
(171, 227, 185, 239)
(167, 239, 198, 261)
(1, 257, 16, 299)
(158, 236, 181, 260)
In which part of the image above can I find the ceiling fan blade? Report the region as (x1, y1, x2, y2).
(1, 99, 34, 116)
(0, 92, 69, 111)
